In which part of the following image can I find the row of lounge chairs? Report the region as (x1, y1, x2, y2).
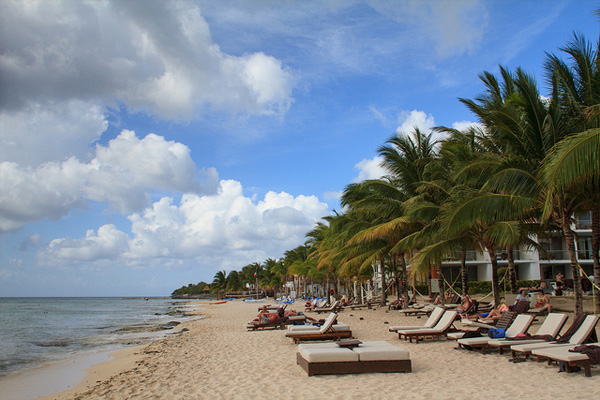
(393, 305, 600, 376)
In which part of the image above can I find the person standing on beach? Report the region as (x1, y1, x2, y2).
(555, 272, 564, 296)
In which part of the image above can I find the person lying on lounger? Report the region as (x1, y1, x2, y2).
(284, 309, 317, 322)
(474, 300, 509, 323)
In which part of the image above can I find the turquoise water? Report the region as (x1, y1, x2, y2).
(0, 297, 198, 377)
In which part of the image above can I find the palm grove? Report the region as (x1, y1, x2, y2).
(173, 31, 600, 315)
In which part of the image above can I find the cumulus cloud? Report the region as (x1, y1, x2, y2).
(0, 100, 108, 167)
(396, 110, 435, 135)
(353, 156, 387, 182)
(0, 130, 218, 232)
(39, 180, 328, 269)
(0, 0, 294, 119)
(452, 120, 483, 132)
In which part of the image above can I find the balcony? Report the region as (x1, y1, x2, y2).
(539, 249, 569, 260)
(575, 216, 592, 230)
(443, 250, 478, 262)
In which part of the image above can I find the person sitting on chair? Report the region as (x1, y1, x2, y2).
(531, 292, 551, 313)
(457, 295, 473, 314)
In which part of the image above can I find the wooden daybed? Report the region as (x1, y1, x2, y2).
(296, 341, 412, 376)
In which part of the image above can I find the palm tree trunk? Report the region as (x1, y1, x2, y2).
(436, 265, 444, 303)
(380, 258, 387, 306)
(485, 244, 501, 306)
(507, 245, 518, 294)
(460, 247, 468, 296)
(392, 255, 400, 301)
(591, 207, 600, 314)
(562, 213, 583, 314)
(398, 252, 409, 301)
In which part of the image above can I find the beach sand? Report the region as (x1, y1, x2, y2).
(28, 300, 600, 400)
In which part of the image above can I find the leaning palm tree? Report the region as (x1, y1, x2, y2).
(541, 128, 600, 312)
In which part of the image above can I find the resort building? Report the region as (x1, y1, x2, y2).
(369, 212, 595, 295)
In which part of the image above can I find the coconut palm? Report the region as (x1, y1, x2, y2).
(212, 270, 227, 294)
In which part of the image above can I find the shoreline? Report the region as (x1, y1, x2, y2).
(0, 301, 202, 400)
(5, 300, 600, 399)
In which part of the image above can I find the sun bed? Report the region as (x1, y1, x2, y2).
(389, 307, 445, 333)
(510, 315, 600, 361)
(313, 300, 341, 314)
(486, 313, 568, 354)
(396, 310, 459, 343)
(398, 305, 435, 316)
(456, 314, 534, 354)
(246, 315, 306, 330)
(296, 340, 412, 376)
(287, 321, 350, 332)
(285, 312, 352, 343)
(531, 343, 600, 377)
(447, 311, 516, 340)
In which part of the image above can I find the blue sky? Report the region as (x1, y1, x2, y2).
(0, 0, 598, 297)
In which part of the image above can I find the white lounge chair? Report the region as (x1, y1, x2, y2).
(389, 307, 445, 332)
(510, 315, 600, 361)
(486, 313, 568, 354)
(531, 342, 600, 377)
(456, 314, 534, 354)
(285, 312, 352, 343)
(396, 310, 459, 343)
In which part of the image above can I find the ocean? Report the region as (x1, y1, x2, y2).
(0, 297, 199, 378)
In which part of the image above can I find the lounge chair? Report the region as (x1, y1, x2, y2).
(287, 321, 350, 332)
(486, 313, 568, 354)
(313, 300, 341, 314)
(456, 314, 534, 354)
(296, 340, 411, 376)
(447, 311, 516, 340)
(246, 314, 306, 330)
(389, 307, 445, 333)
(398, 305, 436, 316)
(285, 312, 352, 343)
(510, 314, 600, 361)
(396, 310, 459, 343)
(531, 342, 600, 377)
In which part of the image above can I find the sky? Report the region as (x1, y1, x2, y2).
(0, 0, 598, 297)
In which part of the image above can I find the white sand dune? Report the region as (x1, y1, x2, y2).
(32, 300, 600, 400)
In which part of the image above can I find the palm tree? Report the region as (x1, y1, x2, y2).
(212, 270, 227, 295)
(545, 32, 600, 312)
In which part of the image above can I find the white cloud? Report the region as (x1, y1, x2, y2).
(452, 120, 483, 132)
(0, 100, 108, 167)
(0, 0, 294, 120)
(353, 156, 387, 182)
(39, 180, 328, 269)
(396, 110, 435, 135)
(0, 130, 218, 232)
(44, 225, 130, 262)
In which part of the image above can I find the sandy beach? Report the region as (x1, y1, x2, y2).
(18, 300, 600, 400)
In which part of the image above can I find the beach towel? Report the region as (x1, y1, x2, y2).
(570, 345, 600, 363)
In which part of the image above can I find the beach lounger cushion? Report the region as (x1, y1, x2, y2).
(353, 342, 410, 361)
(300, 347, 359, 363)
(296, 341, 412, 376)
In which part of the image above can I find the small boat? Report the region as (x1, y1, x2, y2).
(209, 300, 227, 305)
